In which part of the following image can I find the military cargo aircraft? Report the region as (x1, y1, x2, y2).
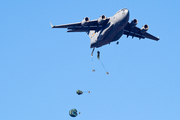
(50, 8, 159, 56)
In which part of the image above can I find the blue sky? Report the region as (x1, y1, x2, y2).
(0, 0, 180, 120)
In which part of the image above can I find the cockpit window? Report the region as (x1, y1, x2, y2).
(122, 8, 128, 11)
(114, 8, 127, 15)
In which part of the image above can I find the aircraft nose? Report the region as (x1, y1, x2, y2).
(122, 8, 129, 20)
(124, 8, 129, 16)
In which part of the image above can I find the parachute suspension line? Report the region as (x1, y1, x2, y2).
(83, 91, 91, 93)
(97, 51, 109, 74)
(91, 56, 95, 72)
(91, 57, 95, 71)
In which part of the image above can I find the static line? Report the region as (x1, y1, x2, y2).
(99, 59, 109, 74)
(91, 56, 95, 72)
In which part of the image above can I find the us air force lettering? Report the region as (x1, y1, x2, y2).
(50, 8, 159, 56)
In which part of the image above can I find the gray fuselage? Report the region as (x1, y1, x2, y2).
(90, 8, 129, 48)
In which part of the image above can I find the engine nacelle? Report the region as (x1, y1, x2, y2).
(98, 15, 106, 24)
(130, 19, 138, 28)
(81, 17, 90, 26)
(141, 24, 149, 33)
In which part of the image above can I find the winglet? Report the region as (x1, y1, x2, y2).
(50, 22, 54, 28)
(157, 36, 160, 41)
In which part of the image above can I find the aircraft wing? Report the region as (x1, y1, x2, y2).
(50, 18, 110, 32)
(123, 22, 159, 41)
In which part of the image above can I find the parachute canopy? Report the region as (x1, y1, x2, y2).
(69, 109, 78, 117)
(76, 90, 83, 95)
(76, 90, 91, 95)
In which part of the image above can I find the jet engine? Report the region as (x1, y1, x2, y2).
(81, 17, 90, 26)
(130, 19, 138, 28)
(141, 24, 149, 33)
(98, 15, 106, 24)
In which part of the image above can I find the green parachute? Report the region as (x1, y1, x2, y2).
(69, 109, 80, 117)
(76, 90, 91, 95)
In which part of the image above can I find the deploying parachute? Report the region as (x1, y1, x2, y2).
(97, 51, 100, 60)
(69, 109, 80, 117)
(76, 90, 91, 95)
